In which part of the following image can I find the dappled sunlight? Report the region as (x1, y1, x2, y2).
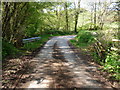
(23, 58, 77, 88)
(24, 76, 53, 88)
(20, 35, 113, 88)
(2, 0, 119, 88)
(28, 80, 49, 88)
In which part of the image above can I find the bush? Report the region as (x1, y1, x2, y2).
(2, 40, 20, 59)
(22, 40, 42, 51)
(75, 30, 95, 47)
(104, 51, 120, 80)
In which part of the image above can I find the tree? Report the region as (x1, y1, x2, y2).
(74, 0, 81, 33)
(97, 1, 110, 30)
(93, 2, 97, 28)
(2, 2, 29, 47)
(64, 2, 69, 32)
(2, 2, 54, 47)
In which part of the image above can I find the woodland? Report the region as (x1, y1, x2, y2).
(1, 0, 120, 88)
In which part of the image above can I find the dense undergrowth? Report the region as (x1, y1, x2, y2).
(2, 34, 50, 60)
(74, 30, 96, 47)
(2, 41, 20, 59)
(70, 27, 120, 81)
(104, 51, 120, 80)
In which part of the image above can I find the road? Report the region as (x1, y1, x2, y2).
(21, 35, 112, 88)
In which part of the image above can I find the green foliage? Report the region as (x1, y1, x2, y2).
(91, 52, 101, 63)
(70, 39, 80, 48)
(24, 3, 49, 38)
(22, 40, 42, 51)
(2, 34, 51, 59)
(2, 40, 20, 59)
(70, 30, 95, 48)
(75, 30, 95, 47)
(78, 23, 101, 31)
(25, 23, 40, 38)
(104, 51, 120, 80)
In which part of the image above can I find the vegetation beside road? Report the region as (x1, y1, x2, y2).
(70, 28, 120, 81)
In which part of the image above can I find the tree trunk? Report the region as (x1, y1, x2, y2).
(64, 2, 69, 32)
(74, 0, 81, 33)
(74, 14, 79, 33)
(94, 3, 97, 30)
